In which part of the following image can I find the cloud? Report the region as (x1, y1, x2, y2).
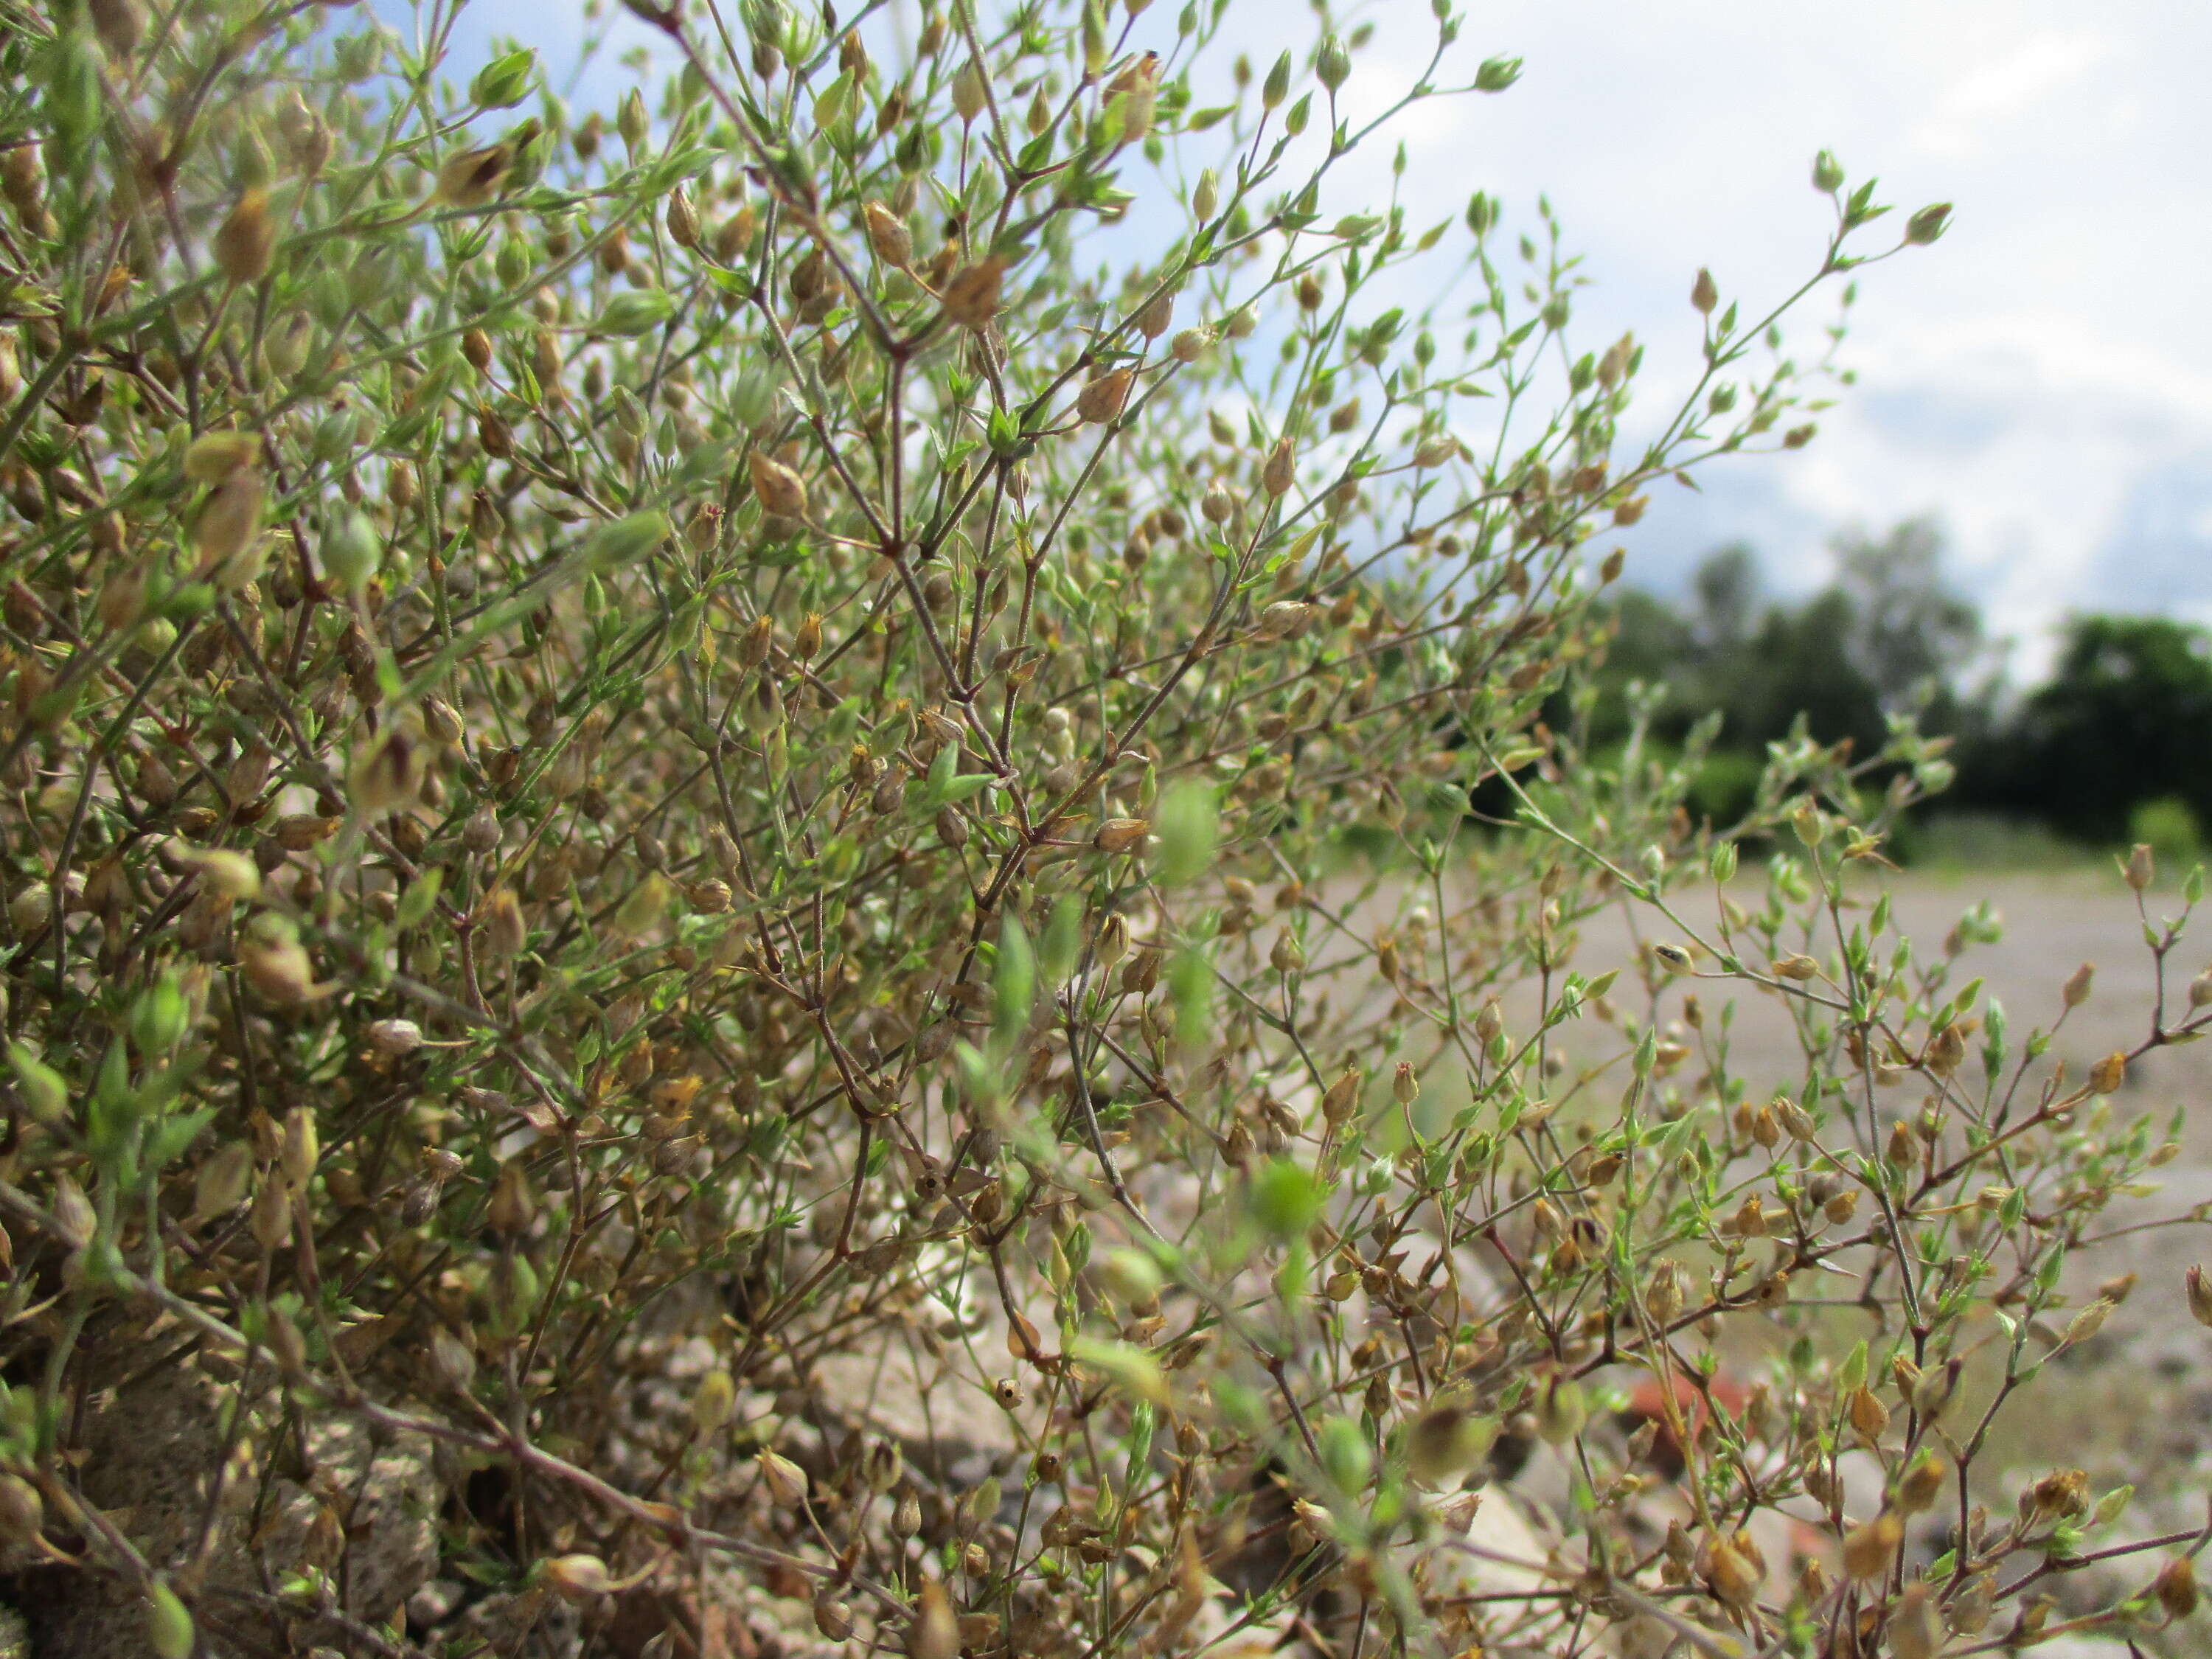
(1912, 32, 2114, 160)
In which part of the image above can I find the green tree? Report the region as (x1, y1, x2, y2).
(1972, 616, 2212, 841)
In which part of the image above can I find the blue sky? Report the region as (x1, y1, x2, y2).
(393, 0, 2212, 675)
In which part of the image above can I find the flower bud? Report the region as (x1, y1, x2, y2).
(2185, 1264, 2212, 1327)
(2063, 961, 2094, 1006)
(1904, 203, 1952, 246)
(1691, 267, 1718, 314)
(2124, 842, 2154, 891)
(1192, 168, 1218, 221)
(953, 60, 988, 124)
(1315, 34, 1351, 91)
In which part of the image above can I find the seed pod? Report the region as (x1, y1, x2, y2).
(1690, 267, 1718, 314)
(939, 257, 1007, 329)
(757, 1449, 809, 1507)
(0, 1474, 41, 1549)
(248, 1178, 291, 1253)
(1895, 1450, 1947, 1514)
(952, 60, 988, 123)
(2088, 1051, 2125, 1094)
(1847, 1385, 1889, 1441)
(366, 1018, 424, 1056)
(1886, 1584, 1941, 1659)
(192, 467, 265, 582)
(434, 145, 512, 207)
(1950, 1572, 1997, 1634)
(814, 1594, 854, 1641)
(214, 189, 275, 283)
(1093, 817, 1149, 855)
(747, 452, 809, 520)
(146, 1582, 195, 1659)
(1644, 1260, 1683, 1324)
(482, 888, 526, 956)
(2155, 1556, 2199, 1621)
(1704, 1534, 1760, 1610)
(544, 1553, 613, 1601)
(193, 1142, 254, 1221)
(665, 187, 699, 248)
(1076, 368, 1133, 425)
(1169, 325, 1213, 363)
(866, 1439, 903, 1494)
(280, 1106, 319, 1190)
(1262, 436, 1295, 496)
(1533, 1374, 1586, 1444)
(863, 201, 912, 266)
(2124, 842, 2154, 891)
(2188, 1265, 2212, 1327)
(692, 1368, 737, 1436)
(1841, 1512, 1901, 1580)
(2063, 961, 2094, 1006)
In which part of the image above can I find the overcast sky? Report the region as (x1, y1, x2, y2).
(417, 0, 2211, 674)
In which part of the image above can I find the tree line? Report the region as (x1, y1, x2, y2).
(1583, 518, 2212, 854)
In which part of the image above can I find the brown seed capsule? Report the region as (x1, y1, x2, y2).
(747, 452, 809, 520)
(543, 1553, 613, 1601)
(813, 1594, 854, 1641)
(435, 145, 511, 208)
(214, 189, 275, 283)
(863, 201, 913, 267)
(1262, 436, 1295, 496)
(1895, 1450, 1947, 1514)
(1847, 1385, 1889, 1441)
(482, 888, 526, 956)
(1704, 1534, 1760, 1609)
(939, 257, 1007, 330)
(2155, 1556, 2199, 1621)
(2089, 1051, 2126, 1094)
(665, 187, 699, 248)
(908, 1578, 959, 1659)
(1076, 367, 1133, 425)
(1840, 1512, 1901, 1580)
(1093, 818, 1149, 855)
